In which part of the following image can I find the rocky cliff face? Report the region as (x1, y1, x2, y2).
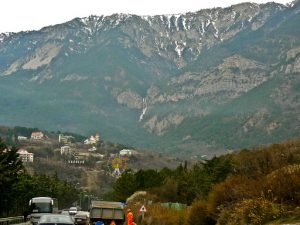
(0, 2, 285, 75)
(0, 1, 300, 156)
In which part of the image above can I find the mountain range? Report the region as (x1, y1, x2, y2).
(1, 0, 300, 156)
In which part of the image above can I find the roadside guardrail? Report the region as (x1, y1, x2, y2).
(0, 216, 25, 225)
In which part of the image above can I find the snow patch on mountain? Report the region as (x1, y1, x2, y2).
(61, 74, 89, 82)
(0, 32, 14, 43)
(139, 98, 147, 121)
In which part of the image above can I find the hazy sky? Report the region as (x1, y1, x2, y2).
(0, 0, 292, 33)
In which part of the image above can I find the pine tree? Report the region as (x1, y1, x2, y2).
(0, 138, 24, 216)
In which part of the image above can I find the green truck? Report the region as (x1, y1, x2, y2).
(89, 201, 125, 225)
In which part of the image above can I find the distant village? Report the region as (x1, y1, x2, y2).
(16, 131, 137, 176)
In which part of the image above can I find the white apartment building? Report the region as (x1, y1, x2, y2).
(60, 146, 73, 155)
(17, 149, 34, 163)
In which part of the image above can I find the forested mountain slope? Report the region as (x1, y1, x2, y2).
(1, 1, 300, 155)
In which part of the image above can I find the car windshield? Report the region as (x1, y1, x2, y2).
(61, 211, 69, 215)
(39, 215, 73, 224)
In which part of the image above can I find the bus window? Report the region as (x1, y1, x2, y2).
(30, 203, 53, 213)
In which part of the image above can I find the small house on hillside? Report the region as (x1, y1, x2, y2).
(84, 133, 100, 145)
(31, 132, 44, 140)
(120, 149, 133, 156)
(88, 146, 97, 152)
(17, 149, 34, 162)
(17, 136, 27, 141)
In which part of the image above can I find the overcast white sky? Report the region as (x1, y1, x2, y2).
(0, 0, 292, 33)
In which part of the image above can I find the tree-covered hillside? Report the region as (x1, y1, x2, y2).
(0, 138, 79, 217)
(113, 136, 300, 225)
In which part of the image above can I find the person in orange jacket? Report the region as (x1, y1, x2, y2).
(127, 208, 135, 225)
(110, 220, 116, 225)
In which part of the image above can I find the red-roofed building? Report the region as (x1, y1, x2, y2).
(31, 132, 44, 140)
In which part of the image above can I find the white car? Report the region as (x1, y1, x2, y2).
(69, 207, 77, 216)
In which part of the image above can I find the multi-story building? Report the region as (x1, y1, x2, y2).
(60, 145, 73, 155)
(17, 149, 34, 162)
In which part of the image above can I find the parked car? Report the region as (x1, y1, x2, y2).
(69, 207, 78, 216)
(74, 211, 89, 225)
(38, 214, 74, 225)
